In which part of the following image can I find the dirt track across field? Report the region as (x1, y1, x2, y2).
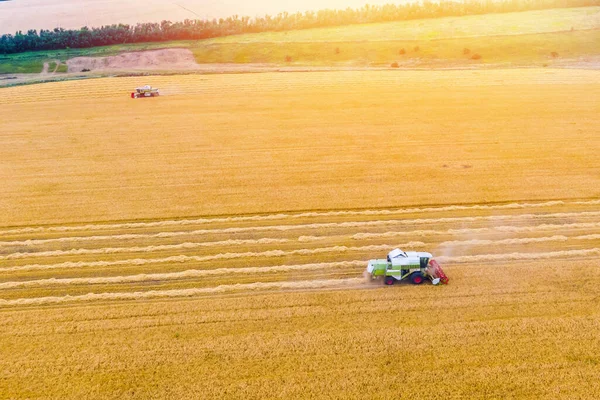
(66, 49, 200, 73)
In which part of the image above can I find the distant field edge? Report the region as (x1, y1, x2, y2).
(0, 6, 598, 78)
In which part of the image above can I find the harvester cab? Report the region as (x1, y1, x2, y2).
(367, 248, 448, 286)
(131, 85, 160, 98)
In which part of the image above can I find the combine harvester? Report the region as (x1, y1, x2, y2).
(131, 85, 160, 98)
(366, 248, 449, 286)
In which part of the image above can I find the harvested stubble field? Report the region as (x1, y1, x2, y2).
(1, 69, 600, 398)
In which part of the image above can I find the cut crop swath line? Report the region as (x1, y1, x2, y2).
(4, 236, 600, 287)
(4, 233, 600, 275)
(3, 211, 600, 247)
(0, 242, 425, 273)
(0, 238, 289, 260)
(3, 200, 597, 236)
(5, 231, 600, 262)
(352, 222, 600, 239)
(439, 234, 600, 247)
(0, 261, 366, 289)
(438, 248, 600, 263)
(0, 278, 367, 307)
(4, 248, 600, 306)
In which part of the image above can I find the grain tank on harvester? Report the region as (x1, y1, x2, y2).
(131, 85, 160, 98)
(366, 248, 449, 286)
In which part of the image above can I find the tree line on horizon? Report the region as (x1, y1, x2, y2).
(0, 0, 598, 55)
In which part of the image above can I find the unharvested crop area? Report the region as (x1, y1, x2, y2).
(1, 69, 600, 226)
(1, 69, 600, 398)
(194, 7, 600, 67)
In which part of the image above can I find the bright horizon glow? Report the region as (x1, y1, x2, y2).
(0, 0, 423, 34)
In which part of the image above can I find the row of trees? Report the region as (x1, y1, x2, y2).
(1, 0, 598, 54)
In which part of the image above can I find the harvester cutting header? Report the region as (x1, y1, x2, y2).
(366, 248, 449, 286)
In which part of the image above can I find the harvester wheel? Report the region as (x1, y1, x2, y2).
(384, 276, 395, 285)
(410, 272, 425, 285)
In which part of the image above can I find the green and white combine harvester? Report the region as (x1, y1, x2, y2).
(367, 248, 449, 286)
(131, 85, 160, 98)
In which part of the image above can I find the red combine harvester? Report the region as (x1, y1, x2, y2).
(131, 85, 160, 98)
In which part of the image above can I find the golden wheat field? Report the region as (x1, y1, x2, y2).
(1, 70, 600, 399)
